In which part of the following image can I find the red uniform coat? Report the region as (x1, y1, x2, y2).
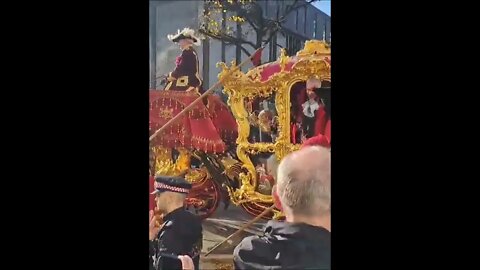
(165, 46, 202, 92)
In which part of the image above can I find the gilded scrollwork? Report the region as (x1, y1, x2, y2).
(152, 146, 191, 177)
(279, 48, 288, 72)
(218, 41, 331, 219)
(296, 40, 331, 57)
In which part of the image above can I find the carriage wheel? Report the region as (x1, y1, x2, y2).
(239, 202, 277, 220)
(185, 178, 221, 220)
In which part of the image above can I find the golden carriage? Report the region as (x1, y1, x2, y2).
(217, 40, 331, 219)
(149, 40, 331, 220)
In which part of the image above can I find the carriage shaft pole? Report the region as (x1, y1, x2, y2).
(204, 204, 276, 257)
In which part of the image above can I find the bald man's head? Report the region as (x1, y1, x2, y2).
(276, 146, 331, 216)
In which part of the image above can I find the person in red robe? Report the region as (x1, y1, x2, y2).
(301, 79, 331, 147)
(149, 28, 237, 153)
(290, 78, 330, 144)
(164, 28, 203, 93)
(312, 80, 331, 142)
(302, 133, 330, 148)
(149, 28, 239, 218)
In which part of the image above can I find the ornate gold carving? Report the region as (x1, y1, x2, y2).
(217, 41, 331, 219)
(176, 75, 189, 87)
(246, 65, 264, 82)
(175, 147, 191, 174)
(296, 39, 331, 57)
(218, 41, 330, 100)
(279, 48, 288, 72)
(159, 108, 174, 119)
(152, 146, 191, 177)
(185, 167, 209, 184)
(220, 156, 244, 180)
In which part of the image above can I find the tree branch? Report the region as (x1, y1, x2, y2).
(263, 0, 320, 39)
(263, 27, 278, 45)
(278, 0, 318, 23)
(246, 2, 264, 30)
(244, 15, 260, 32)
(200, 0, 322, 54)
(223, 1, 262, 32)
(239, 45, 252, 57)
(199, 28, 257, 49)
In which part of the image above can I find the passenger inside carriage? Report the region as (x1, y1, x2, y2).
(290, 78, 331, 144)
(246, 95, 279, 144)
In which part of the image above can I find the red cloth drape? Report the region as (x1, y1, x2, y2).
(302, 134, 330, 148)
(149, 91, 228, 153)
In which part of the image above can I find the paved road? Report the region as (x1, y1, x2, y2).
(200, 205, 268, 269)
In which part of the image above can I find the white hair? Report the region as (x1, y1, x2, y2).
(276, 146, 331, 215)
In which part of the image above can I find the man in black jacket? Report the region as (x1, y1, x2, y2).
(149, 176, 203, 270)
(234, 146, 331, 270)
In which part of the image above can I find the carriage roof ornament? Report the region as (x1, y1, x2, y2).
(298, 40, 330, 88)
(296, 40, 331, 57)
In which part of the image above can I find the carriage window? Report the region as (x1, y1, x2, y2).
(246, 95, 279, 144)
(289, 79, 331, 145)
